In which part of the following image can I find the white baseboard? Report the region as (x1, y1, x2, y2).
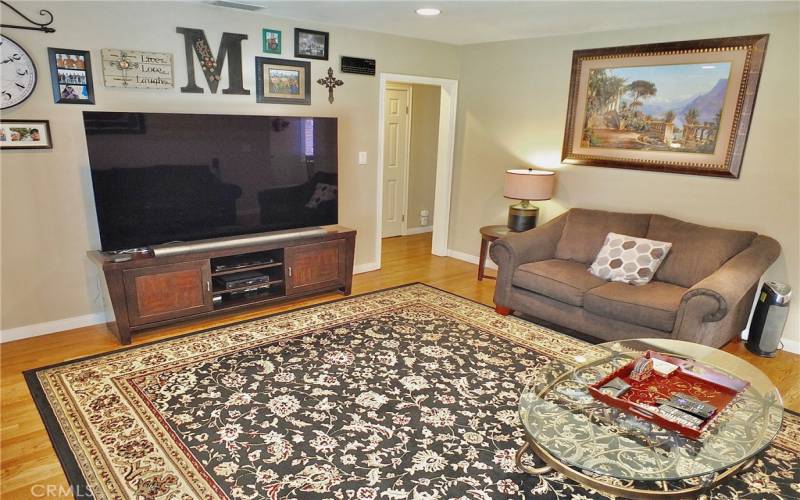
(446, 249, 497, 270)
(0, 312, 106, 343)
(354, 262, 380, 274)
(782, 338, 800, 355)
(2, 264, 381, 343)
(405, 226, 433, 235)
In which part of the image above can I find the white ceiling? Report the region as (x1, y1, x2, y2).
(209, 1, 799, 45)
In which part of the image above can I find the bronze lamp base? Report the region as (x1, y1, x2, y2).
(507, 201, 538, 232)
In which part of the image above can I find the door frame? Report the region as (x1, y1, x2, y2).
(376, 73, 459, 265)
(382, 82, 413, 238)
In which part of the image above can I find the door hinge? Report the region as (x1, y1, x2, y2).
(405, 106, 409, 114)
(401, 214, 406, 222)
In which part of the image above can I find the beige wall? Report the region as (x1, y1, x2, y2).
(407, 84, 440, 229)
(0, 1, 458, 330)
(451, 12, 799, 343)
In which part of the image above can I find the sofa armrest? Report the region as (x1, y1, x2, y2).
(676, 235, 781, 325)
(489, 211, 567, 307)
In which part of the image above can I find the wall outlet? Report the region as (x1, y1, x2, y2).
(358, 151, 368, 165)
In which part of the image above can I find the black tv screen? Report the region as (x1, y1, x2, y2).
(84, 112, 338, 251)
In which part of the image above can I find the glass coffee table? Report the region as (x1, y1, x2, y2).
(517, 339, 783, 499)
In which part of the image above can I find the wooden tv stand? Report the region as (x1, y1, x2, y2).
(88, 226, 355, 345)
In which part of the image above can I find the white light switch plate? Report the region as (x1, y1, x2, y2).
(358, 152, 368, 165)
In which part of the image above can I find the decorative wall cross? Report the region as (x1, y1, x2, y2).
(317, 67, 343, 103)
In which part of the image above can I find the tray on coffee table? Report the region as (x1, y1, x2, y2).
(587, 350, 749, 439)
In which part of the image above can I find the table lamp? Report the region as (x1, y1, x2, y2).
(503, 168, 555, 232)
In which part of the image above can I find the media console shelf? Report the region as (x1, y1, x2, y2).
(88, 226, 355, 345)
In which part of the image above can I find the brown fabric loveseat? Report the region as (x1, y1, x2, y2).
(489, 208, 781, 348)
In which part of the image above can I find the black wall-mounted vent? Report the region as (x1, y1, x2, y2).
(341, 56, 376, 76)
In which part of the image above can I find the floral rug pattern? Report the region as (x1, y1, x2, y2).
(27, 284, 800, 499)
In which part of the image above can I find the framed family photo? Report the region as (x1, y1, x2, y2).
(295, 28, 329, 60)
(47, 48, 95, 105)
(562, 34, 769, 178)
(255, 57, 311, 105)
(262, 29, 282, 54)
(0, 120, 52, 149)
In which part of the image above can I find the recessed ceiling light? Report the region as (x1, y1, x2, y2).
(416, 7, 441, 16)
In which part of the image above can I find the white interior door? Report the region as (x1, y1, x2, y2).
(382, 84, 410, 238)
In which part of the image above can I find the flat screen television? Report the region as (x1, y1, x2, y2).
(84, 111, 338, 251)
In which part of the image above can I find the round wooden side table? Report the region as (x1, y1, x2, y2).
(478, 225, 511, 280)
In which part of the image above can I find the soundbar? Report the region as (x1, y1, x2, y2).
(151, 227, 328, 257)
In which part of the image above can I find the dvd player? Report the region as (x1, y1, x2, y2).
(214, 271, 270, 290)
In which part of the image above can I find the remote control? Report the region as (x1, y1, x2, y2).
(667, 393, 716, 419)
(654, 404, 704, 430)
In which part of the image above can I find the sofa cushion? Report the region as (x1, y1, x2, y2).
(584, 281, 687, 332)
(555, 209, 651, 264)
(647, 215, 756, 288)
(512, 259, 607, 306)
(589, 232, 672, 286)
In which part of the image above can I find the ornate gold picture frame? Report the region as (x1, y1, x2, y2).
(562, 35, 768, 178)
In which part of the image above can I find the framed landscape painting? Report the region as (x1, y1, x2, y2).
(562, 34, 769, 178)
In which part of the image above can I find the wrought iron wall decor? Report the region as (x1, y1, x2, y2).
(0, 1, 55, 33)
(317, 67, 343, 104)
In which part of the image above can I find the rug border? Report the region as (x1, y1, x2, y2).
(24, 369, 95, 500)
(22, 281, 800, 500)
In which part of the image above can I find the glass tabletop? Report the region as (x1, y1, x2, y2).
(518, 339, 783, 481)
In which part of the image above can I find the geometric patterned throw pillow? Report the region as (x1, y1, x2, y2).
(588, 232, 672, 286)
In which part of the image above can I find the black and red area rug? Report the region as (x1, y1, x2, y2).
(26, 284, 800, 499)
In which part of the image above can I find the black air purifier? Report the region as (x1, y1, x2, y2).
(746, 281, 791, 357)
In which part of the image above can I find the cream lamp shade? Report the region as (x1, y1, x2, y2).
(503, 169, 555, 201)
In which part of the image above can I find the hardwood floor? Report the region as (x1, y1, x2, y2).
(1, 232, 798, 498)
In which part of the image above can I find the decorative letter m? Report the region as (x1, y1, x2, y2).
(176, 27, 249, 94)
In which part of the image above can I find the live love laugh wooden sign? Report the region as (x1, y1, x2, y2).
(101, 49, 174, 89)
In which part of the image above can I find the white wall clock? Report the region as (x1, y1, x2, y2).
(1, 35, 37, 109)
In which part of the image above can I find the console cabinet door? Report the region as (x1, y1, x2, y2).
(123, 260, 213, 326)
(285, 239, 346, 295)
